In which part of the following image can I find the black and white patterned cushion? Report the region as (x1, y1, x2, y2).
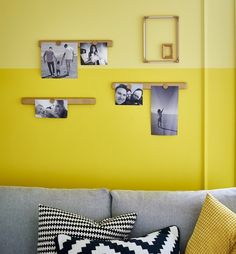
(37, 204, 137, 254)
(55, 226, 180, 254)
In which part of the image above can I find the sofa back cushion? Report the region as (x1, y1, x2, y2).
(111, 188, 236, 253)
(0, 186, 111, 254)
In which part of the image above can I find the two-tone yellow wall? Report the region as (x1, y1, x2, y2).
(0, 0, 235, 190)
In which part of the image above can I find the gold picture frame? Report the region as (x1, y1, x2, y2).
(162, 43, 173, 59)
(143, 15, 179, 63)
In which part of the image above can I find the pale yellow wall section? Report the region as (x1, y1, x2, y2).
(1, 0, 202, 68)
(204, 0, 235, 68)
(1, 0, 234, 68)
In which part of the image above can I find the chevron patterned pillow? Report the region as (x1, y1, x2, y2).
(37, 204, 137, 254)
(54, 226, 180, 254)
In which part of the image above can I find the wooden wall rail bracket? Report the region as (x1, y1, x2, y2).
(21, 97, 96, 105)
(39, 40, 113, 47)
(112, 82, 187, 90)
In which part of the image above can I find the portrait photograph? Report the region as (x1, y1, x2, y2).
(151, 86, 179, 135)
(35, 99, 68, 118)
(80, 42, 108, 65)
(41, 42, 78, 79)
(115, 83, 143, 105)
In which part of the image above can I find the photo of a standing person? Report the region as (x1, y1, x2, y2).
(151, 86, 179, 136)
(43, 46, 57, 77)
(157, 108, 164, 127)
(41, 42, 78, 79)
(56, 60, 61, 77)
(61, 44, 75, 76)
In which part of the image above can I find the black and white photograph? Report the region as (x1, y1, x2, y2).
(80, 43, 107, 65)
(151, 86, 179, 135)
(41, 42, 78, 79)
(115, 83, 143, 105)
(35, 99, 68, 118)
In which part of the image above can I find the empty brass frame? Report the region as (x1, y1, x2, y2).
(143, 15, 179, 63)
(162, 43, 174, 59)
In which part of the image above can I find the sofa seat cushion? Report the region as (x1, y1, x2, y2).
(55, 226, 180, 254)
(185, 193, 236, 254)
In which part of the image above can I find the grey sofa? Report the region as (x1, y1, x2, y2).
(0, 186, 236, 254)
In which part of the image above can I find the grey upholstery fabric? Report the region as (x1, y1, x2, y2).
(1, 186, 236, 254)
(0, 186, 111, 254)
(111, 188, 236, 253)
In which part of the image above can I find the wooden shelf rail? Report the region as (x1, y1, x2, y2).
(39, 40, 113, 47)
(112, 82, 187, 90)
(21, 97, 96, 105)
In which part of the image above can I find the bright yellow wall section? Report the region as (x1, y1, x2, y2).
(205, 69, 235, 189)
(0, 0, 235, 190)
(0, 68, 203, 190)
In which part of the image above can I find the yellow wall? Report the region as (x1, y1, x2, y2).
(0, 0, 235, 190)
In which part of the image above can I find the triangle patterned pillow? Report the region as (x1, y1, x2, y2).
(54, 225, 180, 254)
(37, 204, 137, 254)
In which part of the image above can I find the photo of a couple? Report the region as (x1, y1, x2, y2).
(80, 43, 107, 65)
(35, 99, 68, 118)
(115, 83, 143, 105)
(41, 42, 78, 79)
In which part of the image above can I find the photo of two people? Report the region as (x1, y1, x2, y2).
(115, 83, 143, 105)
(35, 99, 68, 118)
(80, 43, 108, 65)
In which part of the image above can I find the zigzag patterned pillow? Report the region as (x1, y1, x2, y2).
(37, 204, 137, 254)
(55, 226, 180, 254)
